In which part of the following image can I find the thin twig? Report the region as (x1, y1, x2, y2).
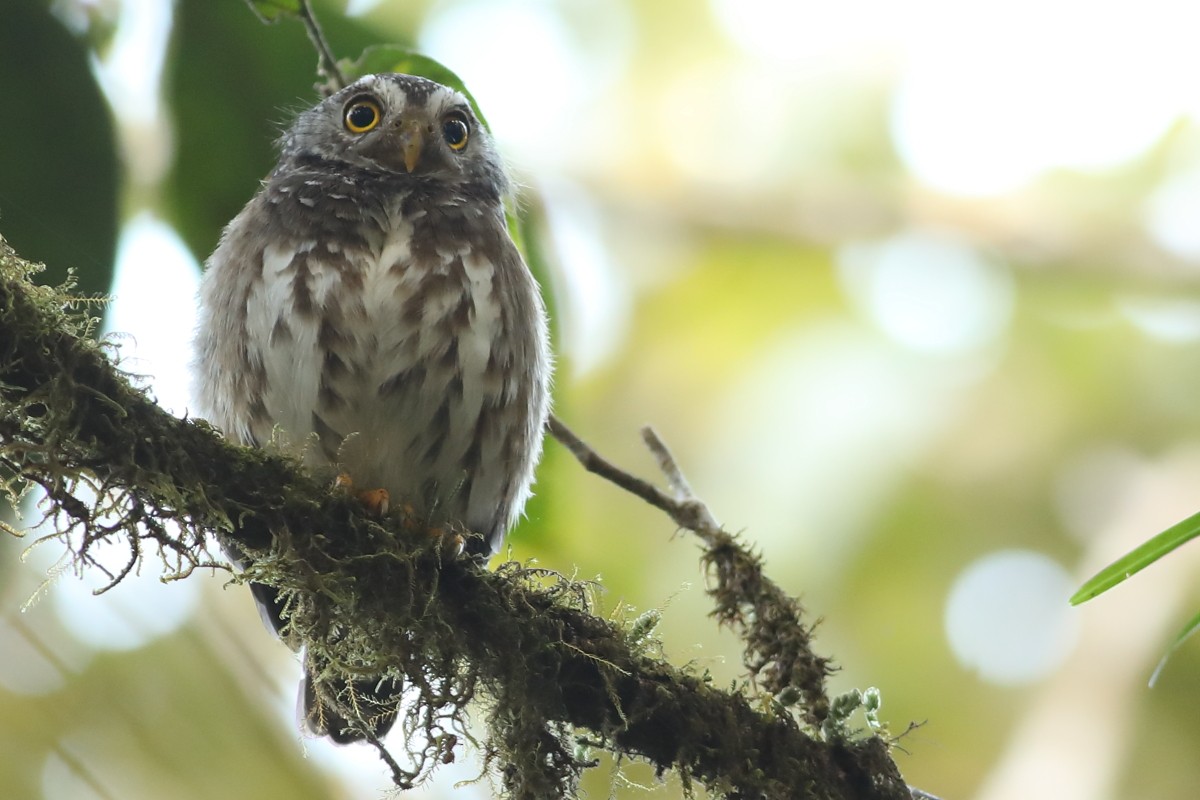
(640, 426, 722, 536)
(297, 0, 346, 90)
(545, 414, 678, 517)
(367, 732, 413, 790)
(640, 426, 694, 500)
(546, 415, 722, 540)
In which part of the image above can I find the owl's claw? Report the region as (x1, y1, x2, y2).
(358, 488, 390, 516)
(426, 526, 466, 556)
(335, 476, 462, 553)
(334, 473, 390, 516)
(405, 514, 465, 555)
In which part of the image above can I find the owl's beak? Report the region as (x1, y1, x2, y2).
(396, 119, 424, 173)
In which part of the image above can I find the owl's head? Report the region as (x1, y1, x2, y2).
(279, 73, 508, 195)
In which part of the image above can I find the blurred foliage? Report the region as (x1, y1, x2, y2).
(2, 629, 332, 799)
(0, 0, 118, 296)
(5, 0, 1200, 799)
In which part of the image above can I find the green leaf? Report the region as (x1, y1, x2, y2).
(166, 0, 380, 263)
(1149, 608, 1200, 687)
(243, 0, 302, 22)
(339, 45, 491, 130)
(0, 0, 119, 296)
(1070, 508, 1200, 604)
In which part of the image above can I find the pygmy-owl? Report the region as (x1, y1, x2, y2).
(191, 73, 552, 743)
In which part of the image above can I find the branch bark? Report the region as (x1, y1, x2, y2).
(0, 237, 915, 798)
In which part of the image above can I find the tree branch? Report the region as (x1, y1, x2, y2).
(0, 237, 914, 798)
(297, 0, 346, 91)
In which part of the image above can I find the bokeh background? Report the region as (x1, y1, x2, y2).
(4, 0, 1200, 797)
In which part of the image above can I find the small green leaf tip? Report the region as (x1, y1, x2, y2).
(1071, 508, 1200, 605)
(1149, 609, 1200, 687)
(244, 0, 301, 23)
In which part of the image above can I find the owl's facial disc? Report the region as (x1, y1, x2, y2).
(287, 74, 496, 186)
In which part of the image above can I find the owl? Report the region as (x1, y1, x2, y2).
(191, 73, 552, 743)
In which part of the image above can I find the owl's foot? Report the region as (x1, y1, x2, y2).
(401, 510, 466, 555)
(428, 526, 466, 556)
(336, 481, 464, 553)
(334, 473, 390, 516)
(399, 509, 465, 555)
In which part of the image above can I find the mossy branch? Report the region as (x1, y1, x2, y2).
(0, 236, 915, 798)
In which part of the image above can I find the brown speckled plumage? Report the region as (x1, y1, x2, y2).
(191, 74, 551, 744)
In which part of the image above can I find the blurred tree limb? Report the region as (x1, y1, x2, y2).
(0, 237, 919, 798)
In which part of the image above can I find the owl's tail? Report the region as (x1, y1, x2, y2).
(301, 666, 401, 745)
(236, 573, 401, 744)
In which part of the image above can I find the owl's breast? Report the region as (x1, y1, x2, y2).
(251, 208, 525, 534)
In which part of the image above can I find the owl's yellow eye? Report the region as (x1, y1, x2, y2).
(442, 114, 470, 151)
(344, 98, 381, 134)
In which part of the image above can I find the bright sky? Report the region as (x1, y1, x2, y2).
(713, 0, 1200, 195)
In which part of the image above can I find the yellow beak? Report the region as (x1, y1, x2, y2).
(397, 119, 424, 173)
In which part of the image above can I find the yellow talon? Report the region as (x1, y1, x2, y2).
(333, 473, 390, 516)
(332, 479, 460, 553)
(357, 488, 390, 516)
(400, 503, 420, 531)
